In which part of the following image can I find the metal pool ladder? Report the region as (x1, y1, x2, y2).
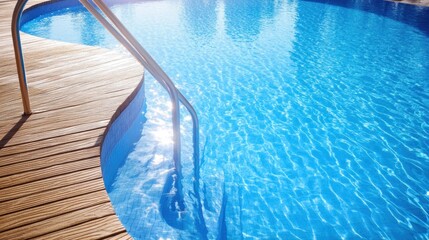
(12, 0, 200, 198)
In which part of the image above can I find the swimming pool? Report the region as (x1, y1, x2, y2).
(22, 0, 429, 239)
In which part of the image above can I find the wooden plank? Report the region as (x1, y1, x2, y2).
(0, 103, 110, 130)
(0, 138, 100, 167)
(0, 85, 137, 123)
(0, 148, 100, 177)
(0, 128, 103, 157)
(32, 215, 127, 240)
(0, 87, 137, 124)
(0, 178, 105, 216)
(0, 190, 110, 232)
(0, 202, 117, 239)
(0, 90, 137, 134)
(0, 157, 100, 189)
(0, 120, 109, 148)
(0, 167, 101, 202)
(27, 87, 140, 116)
(0, 113, 105, 142)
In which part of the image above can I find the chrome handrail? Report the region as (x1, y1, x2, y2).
(12, 0, 32, 115)
(91, 0, 201, 182)
(78, 0, 200, 185)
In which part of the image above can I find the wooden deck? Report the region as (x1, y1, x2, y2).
(0, 0, 143, 239)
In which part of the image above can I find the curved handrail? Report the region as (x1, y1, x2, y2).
(79, 0, 200, 186)
(92, 0, 200, 182)
(81, 0, 183, 176)
(11, 0, 32, 115)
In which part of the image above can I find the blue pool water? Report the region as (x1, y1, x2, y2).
(22, 0, 429, 239)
